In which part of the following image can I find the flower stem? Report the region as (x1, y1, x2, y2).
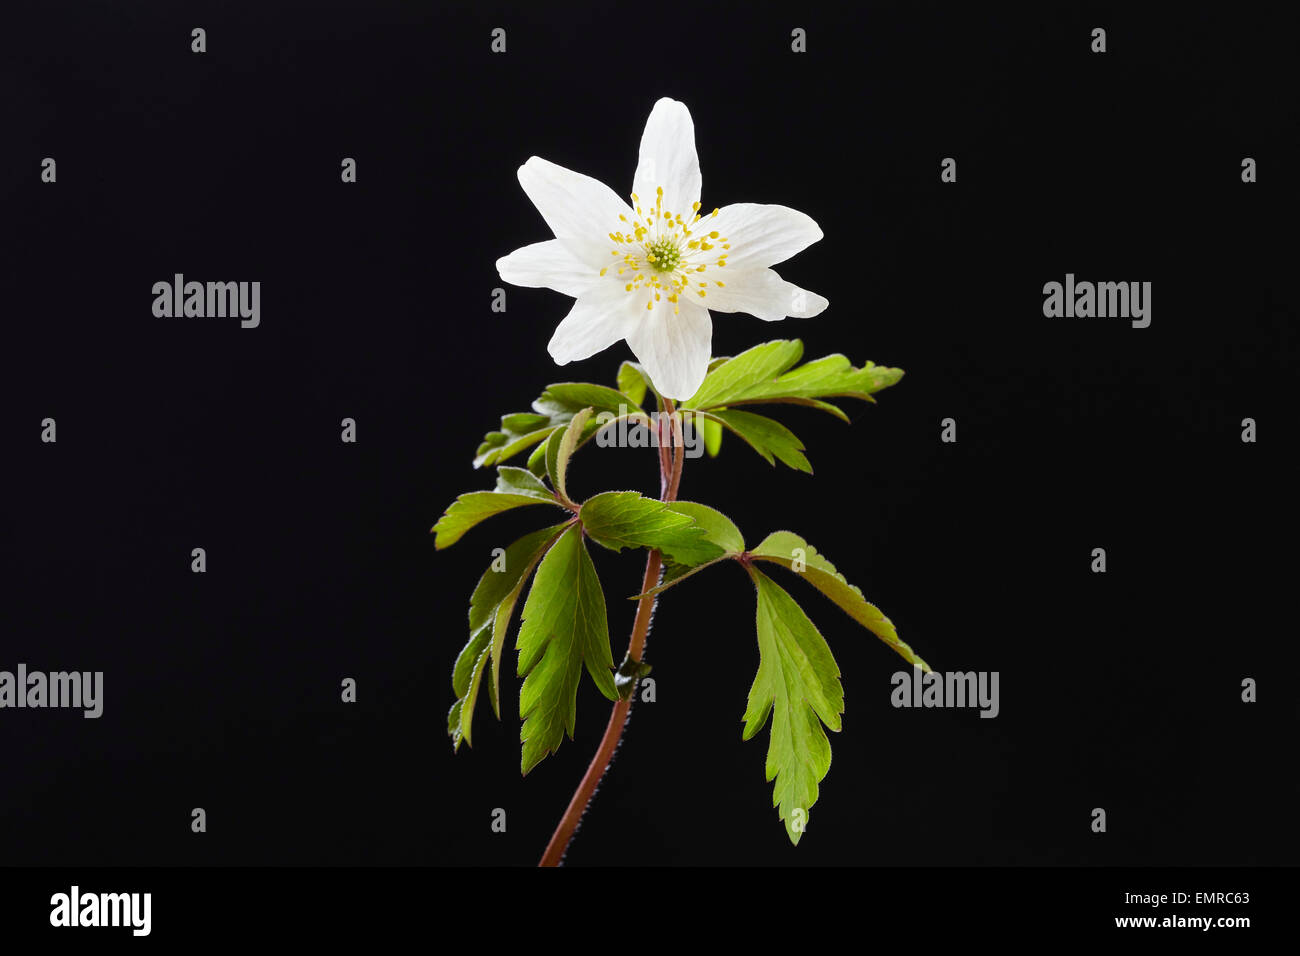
(537, 399, 683, 866)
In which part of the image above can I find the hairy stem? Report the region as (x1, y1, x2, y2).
(538, 399, 683, 866)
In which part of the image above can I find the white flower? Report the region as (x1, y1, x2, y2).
(496, 97, 829, 400)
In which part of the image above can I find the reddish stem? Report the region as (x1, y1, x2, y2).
(537, 398, 683, 866)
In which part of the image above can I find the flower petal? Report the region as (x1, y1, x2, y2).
(497, 239, 601, 298)
(702, 268, 829, 321)
(632, 98, 702, 220)
(547, 278, 642, 365)
(707, 203, 823, 271)
(518, 156, 631, 241)
(625, 297, 713, 400)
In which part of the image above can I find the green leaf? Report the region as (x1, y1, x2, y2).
(663, 501, 745, 554)
(631, 501, 746, 599)
(580, 491, 719, 565)
(701, 414, 723, 456)
(473, 382, 644, 469)
(540, 405, 620, 497)
(517, 524, 618, 774)
(748, 530, 928, 671)
(616, 362, 649, 408)
(450, 523, 571, 749)
(738, 353, 903, 405)
(536, 383, 642, 418)
(502, 412, 551, 434)
(685, 339, 903, 413)
(492, 466, 555, 501)
(543, 426, 565, 491)
(552, 407, 593, 503)
(474, 426, 556, 470)
(702, 409, 812, 473)
(448, 697, 466, 746)
(688, 340, 805, 408)
(743, 566, 844, 845)
(448, 627, 491, 752)
(486, 570, 527, 718)
(753, 396, 851, 422)
(526, 439, 549, 478)
(472, 523, 572, 698)
(432, 479, 566, 549)
(467, 523, 567, 646)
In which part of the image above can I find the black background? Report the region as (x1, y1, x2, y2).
(1, 1, 1294, 868)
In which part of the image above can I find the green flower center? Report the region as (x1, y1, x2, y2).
(645, 237, 682, 273)
(598, 187, 731, 314)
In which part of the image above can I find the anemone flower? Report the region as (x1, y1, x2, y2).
(496, 97, 828, 400)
